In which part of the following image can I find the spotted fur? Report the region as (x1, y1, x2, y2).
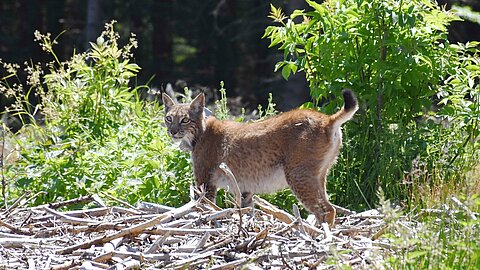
(162, 90, 358, 226)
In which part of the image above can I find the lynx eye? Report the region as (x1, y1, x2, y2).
(165, 116, 173, 123)
(180, 118, 191, 124)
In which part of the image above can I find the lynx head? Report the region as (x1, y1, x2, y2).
(162, 93, 205, 150)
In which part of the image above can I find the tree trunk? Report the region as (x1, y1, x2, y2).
(85, 0, 103, 49)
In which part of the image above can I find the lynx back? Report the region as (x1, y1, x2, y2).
(162, 90, 358, 226)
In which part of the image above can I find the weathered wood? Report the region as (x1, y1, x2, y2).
(193, 232, 211, 252)
(35, 194, 94, 210)
(43, 207, 101, 225)
(78, 261, 106, 270)
(2, 190, 31, 215)
(100, 191, 139, 211)
(106, 258, 141, 270)
(452, 196, 477, 220)
(166, 250, 215, 269)
(0, 237, 46, 248)
(136, 201, 174, 213)
(27, 258, 35, 270)
(0, 231, 30, 238)
(56, 200, 198, 255)
(93, 250, 170, 263)
(218, 162, 242, 207)
(321, 222, 333, 243)
(332, 203, 356, 216)
(210, 258, 248, 269)
(0, 219, 32, 235)
(254, 196, 323, 237)
(145, 232, 171, 254)
(1, 192, 457, 269)
(146, 227, 226, 235)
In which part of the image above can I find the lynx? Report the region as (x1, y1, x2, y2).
(162, 90, 358, 226)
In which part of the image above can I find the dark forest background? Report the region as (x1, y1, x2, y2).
(1, 0, 480, 112)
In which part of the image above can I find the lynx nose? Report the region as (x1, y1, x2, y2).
(169, 129, 183, 138)
(169, 125, 179, 134)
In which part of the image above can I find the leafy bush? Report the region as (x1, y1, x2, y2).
(265, 0, 457, 118)
(265, 0, 479, 209)
(1, 21, 192, 207)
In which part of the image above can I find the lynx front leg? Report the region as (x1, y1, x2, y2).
(203, 183, 217, 204)
(194, 165, 218, 204)
(194, 177, 217, 203)
(241, 192, 254, 208)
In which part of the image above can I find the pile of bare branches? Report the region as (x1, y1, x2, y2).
(0, 193, 398, 269)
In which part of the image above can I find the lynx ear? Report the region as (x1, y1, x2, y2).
(190, 93, 205, 114)
(162, 93, 175, 112)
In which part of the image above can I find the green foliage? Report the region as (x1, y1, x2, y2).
(384, 194, 480, 269)
(214, 81, 230, 120)
(265, 0, 458, 119)
(265, 0, 479, 210)
(257, 93, 278, 119)
(1, 21, 192, 207)
(438, 41, 480, 152)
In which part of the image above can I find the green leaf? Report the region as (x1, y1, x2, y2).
(407, 250, 429, 259)
(281, 64, 291, 80)
(466, 64, 480, 71)
(290, 9, 305, 19)
(274, 61, 285, 72)
(268, 35, 284, 48)
(262, 26, 277, 39)
(290, 62, 298, 74)
(268, 4, 286, 22)
(305, 0, 326, 15)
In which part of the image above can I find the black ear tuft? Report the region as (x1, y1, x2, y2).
(162, 93, 175, 112)
(190, 93, 205, 114)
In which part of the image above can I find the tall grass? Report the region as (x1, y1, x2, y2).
(383, 192, 480, 269)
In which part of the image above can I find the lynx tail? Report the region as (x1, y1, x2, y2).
(330, 89, 358, 127)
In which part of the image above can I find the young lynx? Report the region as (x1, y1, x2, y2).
(162, 90, 358, 226)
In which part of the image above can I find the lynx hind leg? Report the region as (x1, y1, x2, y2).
(315, 169, 336, 226)
(285, 165, 336, 227)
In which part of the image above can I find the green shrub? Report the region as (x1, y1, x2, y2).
(1, 21, 192, 207)
(265, 0, 479, 210)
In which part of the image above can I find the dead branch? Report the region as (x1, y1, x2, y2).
(42, 207, 101, 225)
(451, 196, 477, 220)
(39, 194, 94, 210)
(0, 219, 32, 235)
(253, 196, 323, 237)
(56, 200, 198, 255)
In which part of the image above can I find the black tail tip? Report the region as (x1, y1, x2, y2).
(342, 89, 358, 111)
